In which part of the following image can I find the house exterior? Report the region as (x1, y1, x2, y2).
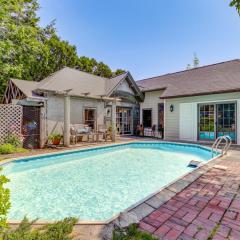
(3, 67, 144, 148)
(3, 59, 240, 147)
(137, 59, 240, 144)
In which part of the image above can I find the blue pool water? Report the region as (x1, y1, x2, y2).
(3, 142, 215, 221)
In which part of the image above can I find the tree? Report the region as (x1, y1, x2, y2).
(76, 56, 98, 74)
(230, 0, 240, 15)
(94, 61, 113, 78)
(193, 53, 200, 68)
(0, 167, 10, 231)
(114, 69, 126, 76)
(0, 0, 125, 98)
(186, 53, 200, 69)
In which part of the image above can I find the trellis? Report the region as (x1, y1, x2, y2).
(0, 104, 23, 144)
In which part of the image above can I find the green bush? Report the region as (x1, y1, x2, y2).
(2, 217, 78, 240)
(112, 224, 157, 240)
(16, 148, 28, 153)
(4, 133, 22, 148)
(0, 167, 11, 232)
(0, 144, 15, 155)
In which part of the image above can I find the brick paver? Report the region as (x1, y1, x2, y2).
(139, 152, 240, 239)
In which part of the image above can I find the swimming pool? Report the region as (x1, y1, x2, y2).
(3, 142, 217, 221)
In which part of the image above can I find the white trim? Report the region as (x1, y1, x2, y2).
(191, 98, 239, 104)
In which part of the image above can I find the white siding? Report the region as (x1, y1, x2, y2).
(140, 90, 164, 126)
(179, 103, 197, 141)
(46, 95, 105, 135)
(165, 92, 240, 144)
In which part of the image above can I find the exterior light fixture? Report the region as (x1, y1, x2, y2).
(170, 104, 174, 112)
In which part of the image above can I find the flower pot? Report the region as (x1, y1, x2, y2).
(52, 139, 61, 145)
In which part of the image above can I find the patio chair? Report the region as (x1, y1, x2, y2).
(97, 125, 112, 142)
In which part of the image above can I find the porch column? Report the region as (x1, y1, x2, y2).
(64, 94, 70, 147)
(111, 100, 116, 142)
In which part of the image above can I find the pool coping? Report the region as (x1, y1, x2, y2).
(3, 140, 222, 226)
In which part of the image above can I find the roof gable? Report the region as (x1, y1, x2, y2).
(106, 72, 144, 101)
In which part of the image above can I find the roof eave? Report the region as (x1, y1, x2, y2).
(141, 87, 167, 93)
(160, 89, 240, 99)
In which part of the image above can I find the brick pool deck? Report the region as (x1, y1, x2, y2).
(138, 151, 240, 240)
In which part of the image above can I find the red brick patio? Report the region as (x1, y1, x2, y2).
(139, 152, 240, 240)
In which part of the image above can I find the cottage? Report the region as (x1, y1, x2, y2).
(137, 59, 240, 144)
(3, 67, 144, 147)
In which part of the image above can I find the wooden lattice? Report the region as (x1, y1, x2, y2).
(0, 104, 23, 144)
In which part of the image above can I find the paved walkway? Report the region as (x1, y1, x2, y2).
(139, 151, 240, 240)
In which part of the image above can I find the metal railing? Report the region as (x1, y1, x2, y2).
(211, 136, 232, 157)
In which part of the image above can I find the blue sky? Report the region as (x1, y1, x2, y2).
(38, 0, 240, 80)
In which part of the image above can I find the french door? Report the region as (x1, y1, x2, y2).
(198, 102, 236, 142)
(116, 107, 132, 134)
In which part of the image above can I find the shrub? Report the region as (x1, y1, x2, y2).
(0, 167, 11, 232)
(0, 144, 15, 155)
(16, 148, 28, 153)
(1, 217, 78, 240)
(112, 224, 157, 240)
(4, 133, 23, 148)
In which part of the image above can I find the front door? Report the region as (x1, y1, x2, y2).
(198, 102, 236, 142)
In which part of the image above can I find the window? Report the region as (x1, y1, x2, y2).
(142, 109, 152, 128)
(84, 108, 96, 130)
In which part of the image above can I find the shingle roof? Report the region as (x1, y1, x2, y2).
(136, 59, 240, 98)
(11, 79, 43, 99)
(11, 67, 143, 100)
(37, 67, 108, 97)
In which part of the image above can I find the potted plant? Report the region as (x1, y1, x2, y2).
(48, 133, 62, 145)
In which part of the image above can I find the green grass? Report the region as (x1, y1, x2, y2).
(112, 224, 157, 240)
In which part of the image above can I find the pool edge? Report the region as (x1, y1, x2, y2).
(5, 140, 222, 226)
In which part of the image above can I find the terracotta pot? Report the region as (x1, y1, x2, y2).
(52, 138, 61, 145)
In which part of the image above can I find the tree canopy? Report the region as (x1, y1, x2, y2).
(186, 53, 200, 69)
(230, 0, 240, 15)
(0, 0, 124, 97)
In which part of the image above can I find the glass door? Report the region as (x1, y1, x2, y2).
(116, 107, 132, 134)
(216, 103, 236, 142)
(199, 104, 215, 140)
(198, 102, 236, 142)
